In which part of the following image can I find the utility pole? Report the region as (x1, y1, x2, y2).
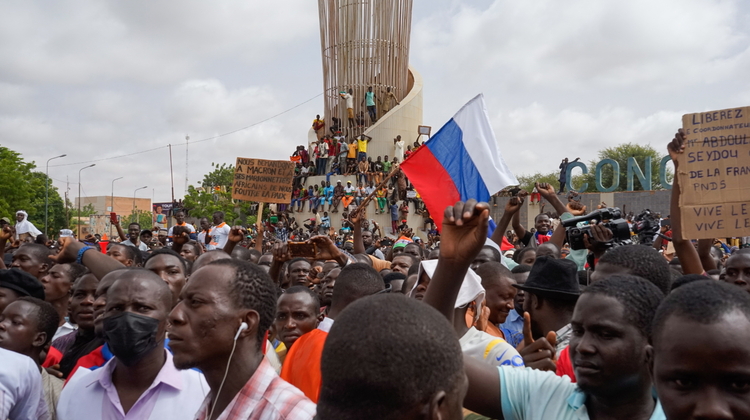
(45, 154, 66, 235)
(169, 144, 175, 205)
(65, 176, 69, 229)
(185, 135, 189, 195)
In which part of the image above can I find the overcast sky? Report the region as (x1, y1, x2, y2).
(2, 0, 748, 203)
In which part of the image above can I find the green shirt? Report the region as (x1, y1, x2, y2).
(382, 161, 392, 172)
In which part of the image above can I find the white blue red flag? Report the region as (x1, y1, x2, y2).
(401, 94, 518, 230)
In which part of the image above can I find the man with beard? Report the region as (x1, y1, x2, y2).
(57, 269, 207, 419)
(168, 259, 314, 419)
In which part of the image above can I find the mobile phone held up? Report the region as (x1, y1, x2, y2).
(288, 242, 317, 258)
(110, 212, 118, 224)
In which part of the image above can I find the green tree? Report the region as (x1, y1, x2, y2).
(514, 171, 560, 193)
(0, 146, 67, 236)
(182, 162, 256, 225)
(128, 210, 154, 228)
(573, 143, 669, 192)
(69, 203, 97, 226)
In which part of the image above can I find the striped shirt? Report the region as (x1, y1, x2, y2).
(194, 358, 315, 420)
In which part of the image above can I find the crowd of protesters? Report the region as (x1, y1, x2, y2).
(2, 130, 750, 420)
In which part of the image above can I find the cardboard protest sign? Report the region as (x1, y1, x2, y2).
(231, 158, 296, 203)
(679, 106, 750, 239)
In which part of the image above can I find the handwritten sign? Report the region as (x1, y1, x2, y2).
(231, 158, 296, 203)
(679, 106, 750, 239)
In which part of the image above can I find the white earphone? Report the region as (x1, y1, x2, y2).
(234, 322, 248, 341)
(211, 321, 249, 420)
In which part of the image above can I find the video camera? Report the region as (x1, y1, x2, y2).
(632, 209, 660, 246)
(562, 207, 631, 250)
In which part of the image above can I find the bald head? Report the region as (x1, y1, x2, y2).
(107, 268, 172, 313)
(191, 250, 231, 274)
(536, 243, 561, 259)
(231, 246, 255, 262)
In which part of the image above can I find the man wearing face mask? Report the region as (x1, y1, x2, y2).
(57, 269, 208, 420)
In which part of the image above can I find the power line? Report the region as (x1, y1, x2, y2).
(50, 92, 323, 168)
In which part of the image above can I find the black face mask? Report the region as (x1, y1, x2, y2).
(103, 312, 160, 367)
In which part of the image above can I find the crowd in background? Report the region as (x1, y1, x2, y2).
(2, 130, 750, 420)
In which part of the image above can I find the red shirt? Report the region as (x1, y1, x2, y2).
(555, 345, 577, 382)
(66, 345, 107, 383)
(42, 346, 62, 368)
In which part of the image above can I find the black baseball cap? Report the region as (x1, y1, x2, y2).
(0, 268, 45, 300)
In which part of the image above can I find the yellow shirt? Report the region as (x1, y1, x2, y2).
(357, 137, 368, 153)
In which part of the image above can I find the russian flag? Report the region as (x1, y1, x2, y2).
(401, 94, 518, 230)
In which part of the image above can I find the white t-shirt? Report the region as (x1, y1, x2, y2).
(320, 142, 329, 158)
(121, 239, 149, 252)
(0, 348, 48, 420)
(342, 93, 353, 109)
(167, 223, 196, 238)
(208, 222, 231, 250)
(459, 326, 524, 368)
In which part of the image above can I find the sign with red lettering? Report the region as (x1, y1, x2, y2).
(679, 106, 750, 239)
(231, 158, 296, 203)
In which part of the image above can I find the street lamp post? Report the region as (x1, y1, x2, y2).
(77, 164, 96, 238)
(133, 186, 148, 223)
(45, 154, 66, 235)
(110, 177, 123, 237)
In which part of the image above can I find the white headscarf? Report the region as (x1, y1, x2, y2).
(15, 210, 42, 239)
(412, 260, 486, 322)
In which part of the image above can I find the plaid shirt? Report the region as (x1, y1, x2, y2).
(193, 358, 315, 420)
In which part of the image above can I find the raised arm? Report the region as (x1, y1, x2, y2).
(223, 226, 247, 255)
(668, 129, 703, 275)
(423, 200, 489, 325)
(697, 238, 718, 272)
(422, 200, 506, 419)
(269, 241, 290, 285)
(511, 207, 527, 243)
(51, 237, 125, 280)
(491, 196, 522, 248)
(351, 213, 366, 255)
(113, 219, 126, 241)
(536, 182, 568, 217)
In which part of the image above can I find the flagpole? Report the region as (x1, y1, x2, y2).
(349, 165, 400, 221)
